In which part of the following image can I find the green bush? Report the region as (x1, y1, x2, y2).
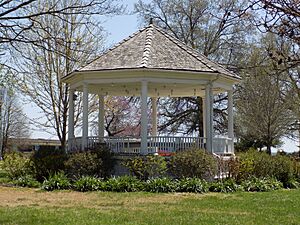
(241, 177, 283, 192)
(65, 152, 101, 179)
(1, 152, 34, 179)
(272, 155, 294, 184)
(104, 176, 144, 192)
(176, 178, 209, 193)
(13, 175, 40, 188)
(124, 155, 167, 180)
(144, 177, 176, 193)
(31, 147, 67, 181)
(236, 150, 294, 184)
(169, 149, 217, 180)
(209, 179, 243, 193)
(42, 172, 71, 191)
(73, 176, 103, 192)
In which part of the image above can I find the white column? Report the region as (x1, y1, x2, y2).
(68, 88, 75, 151)
(228, 90, 234, 139)
(82, 83, 89, 150)
(202, 97, 206, 139)
(151, 97, 158, 136)
(228, 89, 234, 153)
(205, 83, 213, 152)
(98, 95, 105, 142)
(141, 81, 148, 154)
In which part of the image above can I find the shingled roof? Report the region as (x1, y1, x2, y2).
(77, 23, 239, 79)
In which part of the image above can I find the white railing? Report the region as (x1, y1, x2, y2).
(68, 136, 233, 155)
(148, 136, 206, 154)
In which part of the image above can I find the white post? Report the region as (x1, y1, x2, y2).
(205, 83, 213, 152)
(141, 81, 148, 154)
(68, 88, 75, 151)
(228, 89, 234, 152)
(202, 97, 206, 139)
(82, 83, 89, 150)
(98, 95, 105, 142)
(228, 90, 234, 139)
(151, 97, 157, 136)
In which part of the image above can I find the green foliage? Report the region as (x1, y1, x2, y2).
(236, 150, 294, 184)
(144, 177, 176, 193)
(209, 179, 243, 193)
(285, 178, 300, 189)
(104, 176, 144, 192)
(73, 176, 103, 192)
(124, 155, 167, 180)
(1, 152, 34, 179)
(86, 146, 115, 178)
(241, 177, 283, 192)
(64, 152, 101, 179)
(42, 172, 71, 191)
(31, 147, 67, 181)
(176, 178, 209, 193)
(169, 149, 217, 180)
(13, 175, 40, 188)
(272, 155, 294, 184)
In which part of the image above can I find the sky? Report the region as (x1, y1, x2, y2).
(23, 0, 299, 153)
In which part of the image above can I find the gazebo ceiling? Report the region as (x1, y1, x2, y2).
(62, 22, 240, 96)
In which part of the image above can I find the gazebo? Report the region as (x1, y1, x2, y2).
(62, 22, 240, 155)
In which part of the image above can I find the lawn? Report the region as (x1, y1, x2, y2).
(0, 187, 299, 225)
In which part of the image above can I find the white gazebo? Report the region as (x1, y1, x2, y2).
(62, 22, 240, 155)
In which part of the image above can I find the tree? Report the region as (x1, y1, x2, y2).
(248, 0, 300, 154)
(135, 0, 254, 136)
(0, 70, 30, 157)
(0, 0, 121, 53)
(13, 0, 122, 150)
(235, 42, 295, 154)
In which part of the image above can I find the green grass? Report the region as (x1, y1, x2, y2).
(0, 187, 299, 225)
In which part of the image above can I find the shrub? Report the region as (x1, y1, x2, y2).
(104, 176, 144, 192)
(237, 150, 274, 181)
(124, 155, 167, 180)
(1, 152, 34, 179)
(209, 179, 243, 193)
(241, 177, 283, 192)
(169, 149, 217, 180)
(13, 175, 40, 188)
(31, 147, 67, 181)
(42, 172, 71, 191)
(65, 152, 101, 179)
(176, 178, 209, 193)
(272, 155, 294, 184)
(144, 177, 176, 193)
(73, 176, 103, 192)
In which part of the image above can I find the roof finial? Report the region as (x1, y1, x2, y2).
(149, 18, 153, 25)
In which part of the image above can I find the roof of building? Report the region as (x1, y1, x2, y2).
(73, 23, 239, 80)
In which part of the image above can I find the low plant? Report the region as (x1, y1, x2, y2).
(13, 175, 40, 188)
(42, 172, 71, 191)
(241, 177, 283, 192)
(209, 179, 243, 193)
(104, 176, 144, 192)
(124, 155, 167, 180)
(169, 148, 217, 180)
(284, 178, 300, 189)
(73, 176, 103, 192)
(176, 178, 209, 193)
(1, 152, 34, 179)
(144, 177, 176, 193)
